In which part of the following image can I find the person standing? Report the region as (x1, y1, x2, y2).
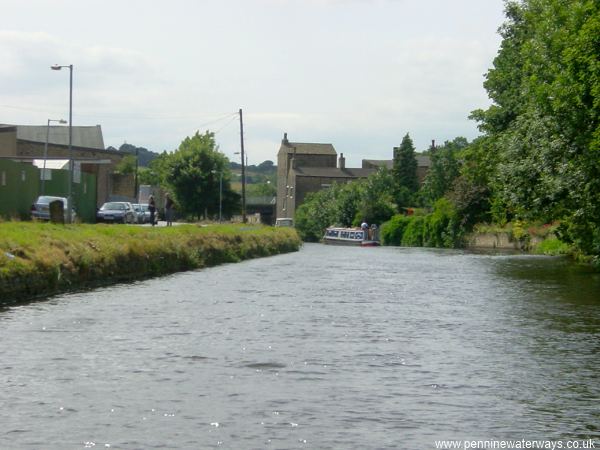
(165, 194, 174, 227)
(361, 220, 369, 241)
(148, 195, 157, 226)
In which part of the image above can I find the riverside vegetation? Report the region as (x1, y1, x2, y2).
(295, 0, 599, 269)
(0, 222, 301, 304)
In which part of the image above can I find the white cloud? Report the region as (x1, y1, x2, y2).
(1, 0, 505, 165)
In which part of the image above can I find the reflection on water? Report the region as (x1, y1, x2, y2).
(0, 244, 598, 449)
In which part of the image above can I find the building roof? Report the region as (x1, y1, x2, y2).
(5, 124, 105, 150)
(277, 134, 336, 156)
(279, 141, 337, 156)
(364, 155, 431, 168)
(363, 159, 394, 169)
(293, 166, 376, 178)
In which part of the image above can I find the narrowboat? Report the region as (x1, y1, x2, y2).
(322, 227, 380, 247)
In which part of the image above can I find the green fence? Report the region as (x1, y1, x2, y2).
(42, 168, 97, 222)
(0, 159, 97, 222)
(0, 160, 39, 219)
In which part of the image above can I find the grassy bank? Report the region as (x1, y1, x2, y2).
(0, 222, 301, 305)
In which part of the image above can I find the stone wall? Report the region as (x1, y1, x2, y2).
(466, 232, 520, 250)
(110, 173, 136, 200)
(465, 232, 547, 251)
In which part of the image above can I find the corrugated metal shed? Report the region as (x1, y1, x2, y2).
(12, 124, 105, 150)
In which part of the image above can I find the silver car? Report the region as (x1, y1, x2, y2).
(31, 195, 76, 222)
(96, 202, 136, 224)
(132, 203, 146, 224)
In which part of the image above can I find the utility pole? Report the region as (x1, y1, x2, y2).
(239, 108, 246, 223)
(134, 147, 139, 201)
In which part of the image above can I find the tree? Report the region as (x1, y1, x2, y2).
(115, 154, 137, 175)
(162, 131, 239, 220)
(421, 137, 466, 204)
(117, 143, 160, 167)
(469, 0, 600, 259)
(354, 167, 396, 225)
(393, 133, 419, 206)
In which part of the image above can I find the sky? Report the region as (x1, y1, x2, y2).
(1, 0, 506, 166)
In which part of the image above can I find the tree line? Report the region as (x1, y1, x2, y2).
(296, 0, 599, 265)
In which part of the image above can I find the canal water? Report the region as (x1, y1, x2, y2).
(1, 244, 599, 449)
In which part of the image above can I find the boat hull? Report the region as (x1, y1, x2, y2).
(323, 238, 380, 246)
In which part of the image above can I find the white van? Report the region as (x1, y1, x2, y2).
(275, 217, 294, 227)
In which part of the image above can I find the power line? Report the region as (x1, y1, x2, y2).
(0, 104, 237, 124)
(214, 114, 238, 134)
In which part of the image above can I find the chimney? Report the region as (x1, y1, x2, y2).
(338, 153, 346, 170)
(282, 132, 289, 145)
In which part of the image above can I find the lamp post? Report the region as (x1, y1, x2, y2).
(51, 63, 73, 223)
(211, 169, 223, 223)
(42, 118, 67, 195)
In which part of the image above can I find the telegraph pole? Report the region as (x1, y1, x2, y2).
(239, 108, 246, 223)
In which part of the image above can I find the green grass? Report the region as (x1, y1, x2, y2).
(0, 221, 301, 304)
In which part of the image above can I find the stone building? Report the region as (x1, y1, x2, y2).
(0, 124, 131, 207)
(276, 133, 433, 219)
(362, 154, 431, 184)
(276, 133, 376, 219)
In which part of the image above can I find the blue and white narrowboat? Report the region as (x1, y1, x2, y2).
(322, 227, 380, 247)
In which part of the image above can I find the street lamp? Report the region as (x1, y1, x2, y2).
(42, 118, 67, 195)
(211, 169, 223, 223)
(51, 63, 73, 223)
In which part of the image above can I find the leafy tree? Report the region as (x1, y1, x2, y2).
(115, 154, 137, 175)
(294, 188, 338, 242)
(162, 131, 239, 220)
(138, 151, 170, 186)
(246, 180, 276, 197)
(469, 0, 600, 259)
(354, 167, 396, 225)
(421, 137, 466, 204)
(393, 133, 419, 205)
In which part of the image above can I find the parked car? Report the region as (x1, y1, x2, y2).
(31, 195, 76, 222)
(132, 203, 146, 224)
(96, 202, 136, 224)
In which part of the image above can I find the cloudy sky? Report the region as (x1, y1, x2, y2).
(1, 0, 506, 166)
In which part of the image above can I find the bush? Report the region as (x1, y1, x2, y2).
(381, 215, 412, 246)
(402, 216, 425, 246)
(423, 198, 463, 248)
(534, 237, 571, 255)
(381, 199, 463, 248)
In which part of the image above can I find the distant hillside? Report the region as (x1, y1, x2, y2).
(107, 143, 161, 167)
(229, 160, 276, 174)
